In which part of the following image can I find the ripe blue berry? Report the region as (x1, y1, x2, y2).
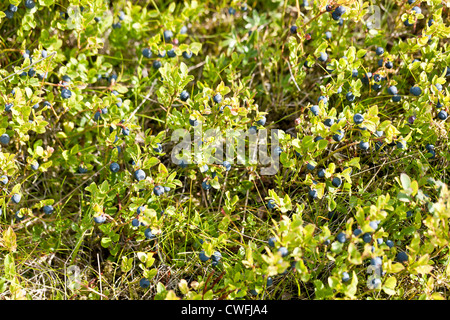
(257, 116, 266, 126)
(278, 247, 289, 257)
(375, 47, 384, 55)
(268, 237, 276, 247)
(397, 252, 408, 263)
(346, 92, 355, 102)
(153, 185, 165, 196)
(362, 233, 372, 243)
(139, 278, 150, 288)
(94, 215, 106, 224)
(144, 228, 156, 240)
(359, 141, 369, 150)
(202, 180, 211, 190)
(0, 133, 10, 145)
(153, 60, 162, 69)
(310, 105, 320, 116)
(353, 113, 364, 124)
(61, 88, 72, 99)
(336, 232, 347, 243)
(134, 169, 146, 181)
(199, 250, 210, 262)
(43, 205, 54, 215)
(332, 177, 342, 188)
(182, 51, 193, 59)
(142, 48, 152, 58)
(409, 86, 421, 96)
(342, 272, 350, 282)
(180, 90, 190, 102)
(25, 0, 36, 9)
(318, 52, 328, 62)
(213, 93, 222, 104)
(110, 162, 120, 173)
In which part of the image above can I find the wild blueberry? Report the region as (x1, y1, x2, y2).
(332, 177, 342, 188)
(353, 228, 362, 237)
(153, 143, 162, 153)
(325, 31, 332, 39)
(4, 10, 14, 19)
(202, 180, 211, 191)
(318, 168, 326, 178)
(199, 250, 210, 262)
(397, 252, 408, 263)
(110, 162, 120, 173)
(318, 52, 328, 62)
(179, 90, 190, 102)
(142, 48, 152, 58)
(267, 199, 276, 209)
(336, 232, 347, 243)
(342, 272, 350, 282)
(359, 141, 370, 150)
(362, 233, 372, 243)
(386, 240, 394, 248)
(167, 49, 176, 58)
(409, 86, 421, 96)
(43, 205, 54, 215)
(310, 105, 320, 116)
(31, 161, 39, 171)
(132, 218, 140, 227)
(392, 95, 401, 102)
(134, 169, 146, 181)
(0, 133, 10, 145)
(257, 116, 267, 126)
(144, 228, 156, 240)
(278, 247, 289, 257)
(387, 85, 398, 95)
(346, 92, 355, 102)
(437, 110, 448, 120)
(306, 163, 315, 171)
(5, 103, 13, 112)
(1, 175, 8, 184)
(153, 60, 162, 69)
(353, 113, 364, 124)
(182, 51, 193, 59)
(268, 237, 276, 247)
(94, 215, 106, 224)
(213, 93, 222, 104)
(153, 185, 165, 196)
(323, 118, 334, 127)
(308, 188, 318, 199)
(375, 47, 384, 56)
(290, 25, 298, 34)
(163, 30, 173, 42)
(61, 88, 72, 99)
(411, 6, 421, 14)
(139, 278, 150, 288)
(25, 0, 36, 9)
(369, 221, 379, 231)
(318, 96, 328, 104)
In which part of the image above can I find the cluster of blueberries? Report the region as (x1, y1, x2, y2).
(3, 1, 36, 19)
(141, 28, 190, 70)
(266, 213, 409, 287)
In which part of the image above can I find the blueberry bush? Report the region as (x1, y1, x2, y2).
(0, 0, 450, 300)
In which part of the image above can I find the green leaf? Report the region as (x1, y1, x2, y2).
(101, 237, 112, 248)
